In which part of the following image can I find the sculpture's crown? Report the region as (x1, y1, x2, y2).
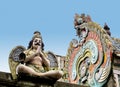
(32, 31, 42, 40)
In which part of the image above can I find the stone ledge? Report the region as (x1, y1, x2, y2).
(0, 71, 87, 87)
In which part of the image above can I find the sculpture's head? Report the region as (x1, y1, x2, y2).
(74, 13, 92, 38)
(74, 13, 92, 28)
(28, 31, 44, 50)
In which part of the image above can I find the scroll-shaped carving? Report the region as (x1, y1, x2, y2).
(65, 14, 113, 87)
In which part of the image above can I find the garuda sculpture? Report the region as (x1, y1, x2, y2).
(9, 31, 63, 81)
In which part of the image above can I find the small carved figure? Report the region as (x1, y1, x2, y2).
(16, 31, 63, 80)
(104, 23, 111, 36)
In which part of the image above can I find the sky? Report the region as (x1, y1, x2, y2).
(0, 0, 120, 72)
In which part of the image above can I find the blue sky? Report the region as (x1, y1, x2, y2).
(0, 0, 120, 72)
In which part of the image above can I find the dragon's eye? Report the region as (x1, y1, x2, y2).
(77, 18, 83, 24)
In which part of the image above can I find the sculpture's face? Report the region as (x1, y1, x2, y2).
(32, 37, 42, 49)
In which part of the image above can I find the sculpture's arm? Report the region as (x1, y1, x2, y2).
(24, 52, 38, 63)
(40, 51, 50, 68)
(22, 50, 38, 63)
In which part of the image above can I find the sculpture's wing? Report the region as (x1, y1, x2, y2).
(9, 45, 26, 79)
(47, 51, 58, 70)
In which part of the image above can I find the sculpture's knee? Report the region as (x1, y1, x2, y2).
(59, 71, 64, 76)
(17, 64, 26, 73)
(57, 70, 64, 79)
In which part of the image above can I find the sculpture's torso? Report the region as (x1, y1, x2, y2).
(24, 49, 44, 69)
